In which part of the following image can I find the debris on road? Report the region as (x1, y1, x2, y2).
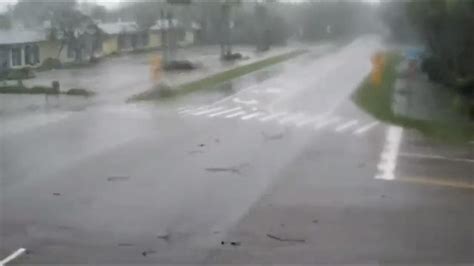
(221, 241, 241, 246)
(52, 193, 61, 196)
(157, 234, 170, 242)
(205, 167, 241, 175)
(198, 144, 206, 147)
(215, 138, 220, 143)
(141, 250, 156, 257)
(107, 176, 130, 182)
(266, 234, 306, 243)
(312, 219, 319, 224)
(118, 243, 134, 247)
(261, 131, 285, 141)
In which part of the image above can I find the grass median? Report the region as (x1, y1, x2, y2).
(353, 52, 474, 143)
(129, 50, 307, 102)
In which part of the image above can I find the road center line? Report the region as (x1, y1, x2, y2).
(354, 121, 380, 135)
(208, 107, 242, 117)
(1, 248, 26, 265)
(241, 112, 265, 120)
(226, 110, 247, 118)
(399, 152, 474, 164)
(335, 119, 359, 132)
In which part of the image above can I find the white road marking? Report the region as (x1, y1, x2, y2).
(335, 119, 359, 133)
(208, 107, 242, 118)
(259, 112, 288, 122)
(399, 152, 474, 164)
(241, 112, 265, 121)
(375, 126, 404, 180)
(314, 116, 341, 130)
(1, 248, 26, 265)
(233, 97, 258, 105)
(225, 110, 247, 118)
(191, 107, 224, 116)
(354, 121, 380, 135)
(178, 106, 208, 115)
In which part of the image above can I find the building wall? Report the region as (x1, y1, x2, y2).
(148, 32, 161, 49)
(102, 35, 118, 55)
(38, 41, 73, 64)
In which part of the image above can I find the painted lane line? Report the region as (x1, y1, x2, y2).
(226, 110, 247, 118)
(354, 121, 380, 135)
(178, 106, 208, 115)
(314, 116, 341, 130)
(396, 176, 474, 190)
(278, 113, 306, 125)
(241, 112, 265, 121)
(233, 97, 258, 105)
(191, 107, 224, 116)
(375, 126, 403, 180)
(399, 152, 474, 164)
(335, 119, 359, 133)
(1, 248, 26, 265)
(208, 107, 242, 118)
(260, 112, 288, 122)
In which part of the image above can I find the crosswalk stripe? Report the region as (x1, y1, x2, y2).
(226, 110, 247, 118)
(260, 112, 288, 122)
(354, 121, 379, 135)
(208, 107, 242, 117)
(191, 107, 224, 116)
(241, 112, 265, 120)
(314, 116, 341, 130)
(335, 119, 359, 132)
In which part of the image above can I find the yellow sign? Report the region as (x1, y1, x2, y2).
(371, 52, 385, 87)
(150, 55, 162, 83)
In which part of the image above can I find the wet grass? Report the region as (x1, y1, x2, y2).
(128, 50, 307, 102)
(353, 53, 474, 143)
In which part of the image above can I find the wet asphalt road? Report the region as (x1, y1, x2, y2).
(1, 36, 473, 265)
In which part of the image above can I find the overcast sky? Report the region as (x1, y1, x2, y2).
(0, 0, 123, 12)
(0, 0, 379, 13)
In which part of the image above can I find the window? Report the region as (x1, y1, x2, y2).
(142, 33, 149, 46)
(32, 45, 39, 64)
(11, 47, 22, 66)
(24, 45, 31, 65)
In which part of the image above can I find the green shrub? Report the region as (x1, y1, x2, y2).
(0, 86, 28, 94)
(30, 86, 60, 94)
(39, 58, 62, 71)
(66, 88, 94, 97)
(7, 67, 35, 80)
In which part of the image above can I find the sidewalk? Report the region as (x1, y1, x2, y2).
(24, 45, 297, 103)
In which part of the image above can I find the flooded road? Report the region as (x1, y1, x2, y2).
(1, 37, 473, 265)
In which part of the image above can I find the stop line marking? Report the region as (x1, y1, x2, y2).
(177, 105, 381, 137)
(1, 248, 26, 265)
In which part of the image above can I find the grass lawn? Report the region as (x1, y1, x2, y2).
(129, 50, 306, 102)
(353, 53, 474, 143)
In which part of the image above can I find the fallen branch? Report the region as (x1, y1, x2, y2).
(266, 234, 305, 243)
